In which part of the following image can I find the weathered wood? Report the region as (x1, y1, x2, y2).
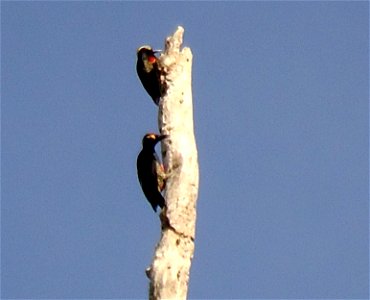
(147, 26, 199, 300)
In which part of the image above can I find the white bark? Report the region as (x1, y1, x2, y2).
(146, 26, 199, 300)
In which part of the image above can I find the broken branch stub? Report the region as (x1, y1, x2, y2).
(148, 26, 199, 300)
(158, 26, 198, 239)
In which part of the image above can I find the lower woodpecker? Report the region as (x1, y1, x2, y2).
(137, 133, 167, 212)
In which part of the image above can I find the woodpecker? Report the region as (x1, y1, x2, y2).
(137, 133, 167, 212)
(136, 46, 162, 105)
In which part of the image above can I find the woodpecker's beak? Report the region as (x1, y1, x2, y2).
(153, 49, 162, 54)
(157, 134, 168, 141)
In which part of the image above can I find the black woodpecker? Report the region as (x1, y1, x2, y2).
(136, 46, 162, 105)
(137, 133, 167, 212)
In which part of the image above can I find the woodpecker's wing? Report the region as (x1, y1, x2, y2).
(137, 150, 165, 212)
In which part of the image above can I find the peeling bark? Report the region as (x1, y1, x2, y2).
(146, 26, 199, 300)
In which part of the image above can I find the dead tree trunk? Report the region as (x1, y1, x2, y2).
(146, 26, 199, 300)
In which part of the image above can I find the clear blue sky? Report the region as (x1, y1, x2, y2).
(2, 2, 369, 299)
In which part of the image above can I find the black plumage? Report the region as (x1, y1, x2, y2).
(137, 133, 167, 212)
(136, 46, 162, 105)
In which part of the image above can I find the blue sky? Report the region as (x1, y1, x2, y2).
(1, 2, 369, 299)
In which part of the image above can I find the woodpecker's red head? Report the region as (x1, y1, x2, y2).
(137, 46, 160, 65)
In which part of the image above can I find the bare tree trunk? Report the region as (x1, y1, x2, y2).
(146, 26, 199, 300)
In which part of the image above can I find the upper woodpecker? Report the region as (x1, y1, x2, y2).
(136, 46, 162, 105)
(137, 133, 167, 212)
